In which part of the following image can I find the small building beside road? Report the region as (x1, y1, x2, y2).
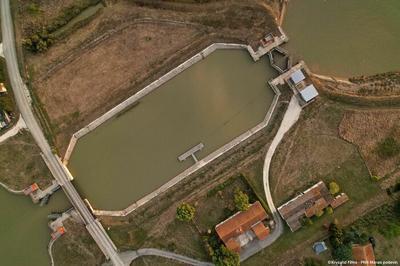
(215, 201, 271, 253)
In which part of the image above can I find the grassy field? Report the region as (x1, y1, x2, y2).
(0, 130, 52, 190)
(53, 219, 105, 266)
(339, 109, 400, 184)
(270, 99, 383, 206)
(244, 97, 388, 265)
(350, 202, 400, 262)
(106, 173, 270, 262)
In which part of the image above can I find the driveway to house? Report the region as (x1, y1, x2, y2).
(0, 115, 26, 143)
(240, 95, 302, 260)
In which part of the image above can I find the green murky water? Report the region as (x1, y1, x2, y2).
(0, 189, 70, 265)
(69, 49, 277, 210)
(283, 0, 400, 77)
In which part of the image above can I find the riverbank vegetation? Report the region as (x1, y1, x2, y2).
(0, 131, 52, 190)
(18, 0, 104, 53)
(349, 72, 400, 97)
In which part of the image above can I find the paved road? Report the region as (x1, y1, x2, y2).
(0, 1, 123, 265)
(262, 96, 301, 238)
(240, 96, 302, 260)
(103, 248, 213, 266)
(0, 115, 26, 143)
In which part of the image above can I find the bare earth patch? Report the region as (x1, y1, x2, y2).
(35, 22, 200, 150)
(339, 109, 400, 178)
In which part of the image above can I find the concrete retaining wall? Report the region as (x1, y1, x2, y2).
(63, 43, 255, 164)
(64, 37, 288, 216)
(93, 90, 280, 216)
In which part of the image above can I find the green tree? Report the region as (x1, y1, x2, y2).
(176, 203, 195, 222)
(234, 189, 249, 211)
(213, 245, 239, 266)
(332, 244, 352, 261)
(326, 206, 334, 215)
(329, 181, 340, 195)
(329, 222, 344, 248)
(315, 209, 324, 218)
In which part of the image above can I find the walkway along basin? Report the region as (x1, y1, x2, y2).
(68, 48, 278, 211)
(283, 0, 400, 77)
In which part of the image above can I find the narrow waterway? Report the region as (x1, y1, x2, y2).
(69, 49, 277, 210)
(283, 0, 400, 77)
(0, 189, 70, 266)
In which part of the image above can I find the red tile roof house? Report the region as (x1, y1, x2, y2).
(277, 181, 349, 231)
(352, 243, 376, 266)
(215, 201, 271, 253)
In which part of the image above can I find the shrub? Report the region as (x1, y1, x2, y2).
(315, 209, 324, 218)
(379, 222, 400, 239)
(329, 222, 344, 249)
(332, 244, 352, 261)
(377, 137, 400, 158)
(326, 206, 334, 215)
(23, 28, 54, 53)
(213, 245, 239, 266)
(371, 175, 382, 182)
(27, 3, 41, 14)
(176, 203, 195, 222)
(204, 235, 239, 266)
(234, 189, 249, 212)
(329, 181, 340, 195)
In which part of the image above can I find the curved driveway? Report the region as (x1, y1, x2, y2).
(262, 96, 301, 243)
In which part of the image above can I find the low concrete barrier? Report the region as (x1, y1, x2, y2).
(64, 35, 288, 216)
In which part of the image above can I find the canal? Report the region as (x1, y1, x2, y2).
(283, 0, 400, 77)
(69, 49, 277, 210)
(0, 189, 70, 266)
